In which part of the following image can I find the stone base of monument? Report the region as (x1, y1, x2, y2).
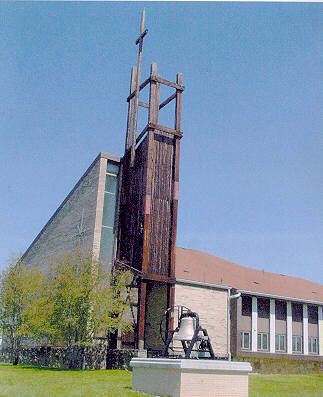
(130, 358, 252, 397)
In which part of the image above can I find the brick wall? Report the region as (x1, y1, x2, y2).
(174, 282, 228, 356)
(23, 155, 104, 269)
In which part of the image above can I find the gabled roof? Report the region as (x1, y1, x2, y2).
(175, 247, 323, 304)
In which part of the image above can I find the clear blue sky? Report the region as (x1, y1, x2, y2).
(0, 2, 322, 283)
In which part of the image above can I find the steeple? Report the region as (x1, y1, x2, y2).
(118, 10, 185, 351)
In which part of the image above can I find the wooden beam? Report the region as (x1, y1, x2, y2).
(136, 123, 183, 145)
(139, 101, 149, 109)
(149, 122, 182, 137)
(135, 125, 150, 145)
(127, 77, 150, 102)
(151, 75, 184, 91)
(142, 273, 176, 284)
(159, 92, 176, 110)
(167, 285, 175, 332)
(138, 281, 147, 348)
(125, 67, 137, 151)
(175, 73, 184, 131)
(148, 64, 160, 124)
(135, 28, 148, 45)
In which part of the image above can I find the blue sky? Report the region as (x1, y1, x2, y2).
(0, 2, 322, 283)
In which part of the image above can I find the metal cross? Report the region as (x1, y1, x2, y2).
(130, 9, 148, 166)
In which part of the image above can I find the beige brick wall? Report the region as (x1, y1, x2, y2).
(23, 155, 104, 270)
(131, 359, 251, 397)
(133, 367, 181, 397)
(181, 372, 248, 397)
(175, 283, 228, 356)
(133, 367, 249, 397)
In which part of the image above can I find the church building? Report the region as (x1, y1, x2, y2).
(22, 14, 323, 361)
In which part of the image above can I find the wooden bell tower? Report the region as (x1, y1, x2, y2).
(117, 11, 184, 351)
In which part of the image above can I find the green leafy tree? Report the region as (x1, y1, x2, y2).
(0, 258, 49, 364)
(47, 251, 132, 347)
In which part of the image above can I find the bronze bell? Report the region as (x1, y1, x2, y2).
(173, 316, 196, 341)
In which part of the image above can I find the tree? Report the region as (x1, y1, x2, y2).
(47, 251, 132, 347)
(0, 258, 48, 365)
(0, 252, 132, 367)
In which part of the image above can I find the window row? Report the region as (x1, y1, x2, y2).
(240, 332, 318, 354)
(241, 296, 319, 324)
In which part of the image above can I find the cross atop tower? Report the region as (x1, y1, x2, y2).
(128, 9, 148, 166)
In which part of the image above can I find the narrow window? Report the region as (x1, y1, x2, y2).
(100, 160, 120, 265)
(257, 333, 269, 351)
(240, 331, 251, 350)
(308, 337, 318, 354)
(292, 335, 303, 353)
(275, 334, 286, 352)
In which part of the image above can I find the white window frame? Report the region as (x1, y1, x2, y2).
(257, 332, 269, 351)
(275, 334, 286, 352)
(292, 335, 303, 354)
(240, 331, 251, 350)
(308, 336, 318, 354)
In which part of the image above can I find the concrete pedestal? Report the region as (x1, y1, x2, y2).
(130, 358, 252, 397)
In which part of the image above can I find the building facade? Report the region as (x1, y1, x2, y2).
(21, 38, 323, 359)
(175, 247, 323, 359)
(22, 153, 323, 360)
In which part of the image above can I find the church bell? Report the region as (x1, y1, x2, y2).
(173, 316, 196, 341)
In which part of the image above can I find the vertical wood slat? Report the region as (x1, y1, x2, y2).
(148, 63, 160, 124)
(125, 67, 137, 151)
(138, 280, 147, 348)
(141, 130, 154, 275)
(167, 284, 176, 333)
(169, 72, 184, 281)
(175, 73, 183, 131)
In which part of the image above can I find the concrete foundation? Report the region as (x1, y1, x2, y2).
(130, 358, 252, 397)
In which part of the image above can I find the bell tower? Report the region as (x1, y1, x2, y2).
(117, 11, 184, 351)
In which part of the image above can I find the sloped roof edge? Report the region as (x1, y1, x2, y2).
(175, 247, 323, 304)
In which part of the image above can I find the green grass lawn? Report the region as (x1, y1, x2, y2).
(0, 364, 146, 397)
(0, 363, 322, 397)
(249, 374, 323, 397)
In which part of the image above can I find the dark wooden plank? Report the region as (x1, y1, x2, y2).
(127, 77, 151, 102)
(135, 28, 148, 45)
(167, 285, 175, 331)
(135, 125, 150, 145)
(149, 122, 182, 137)
(138, 281, 147, 348)
(154, 127, 183, 139)
(141, 130, 154, 274)
(142, 273, 176, 283)
(159, 92, 176, 110)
